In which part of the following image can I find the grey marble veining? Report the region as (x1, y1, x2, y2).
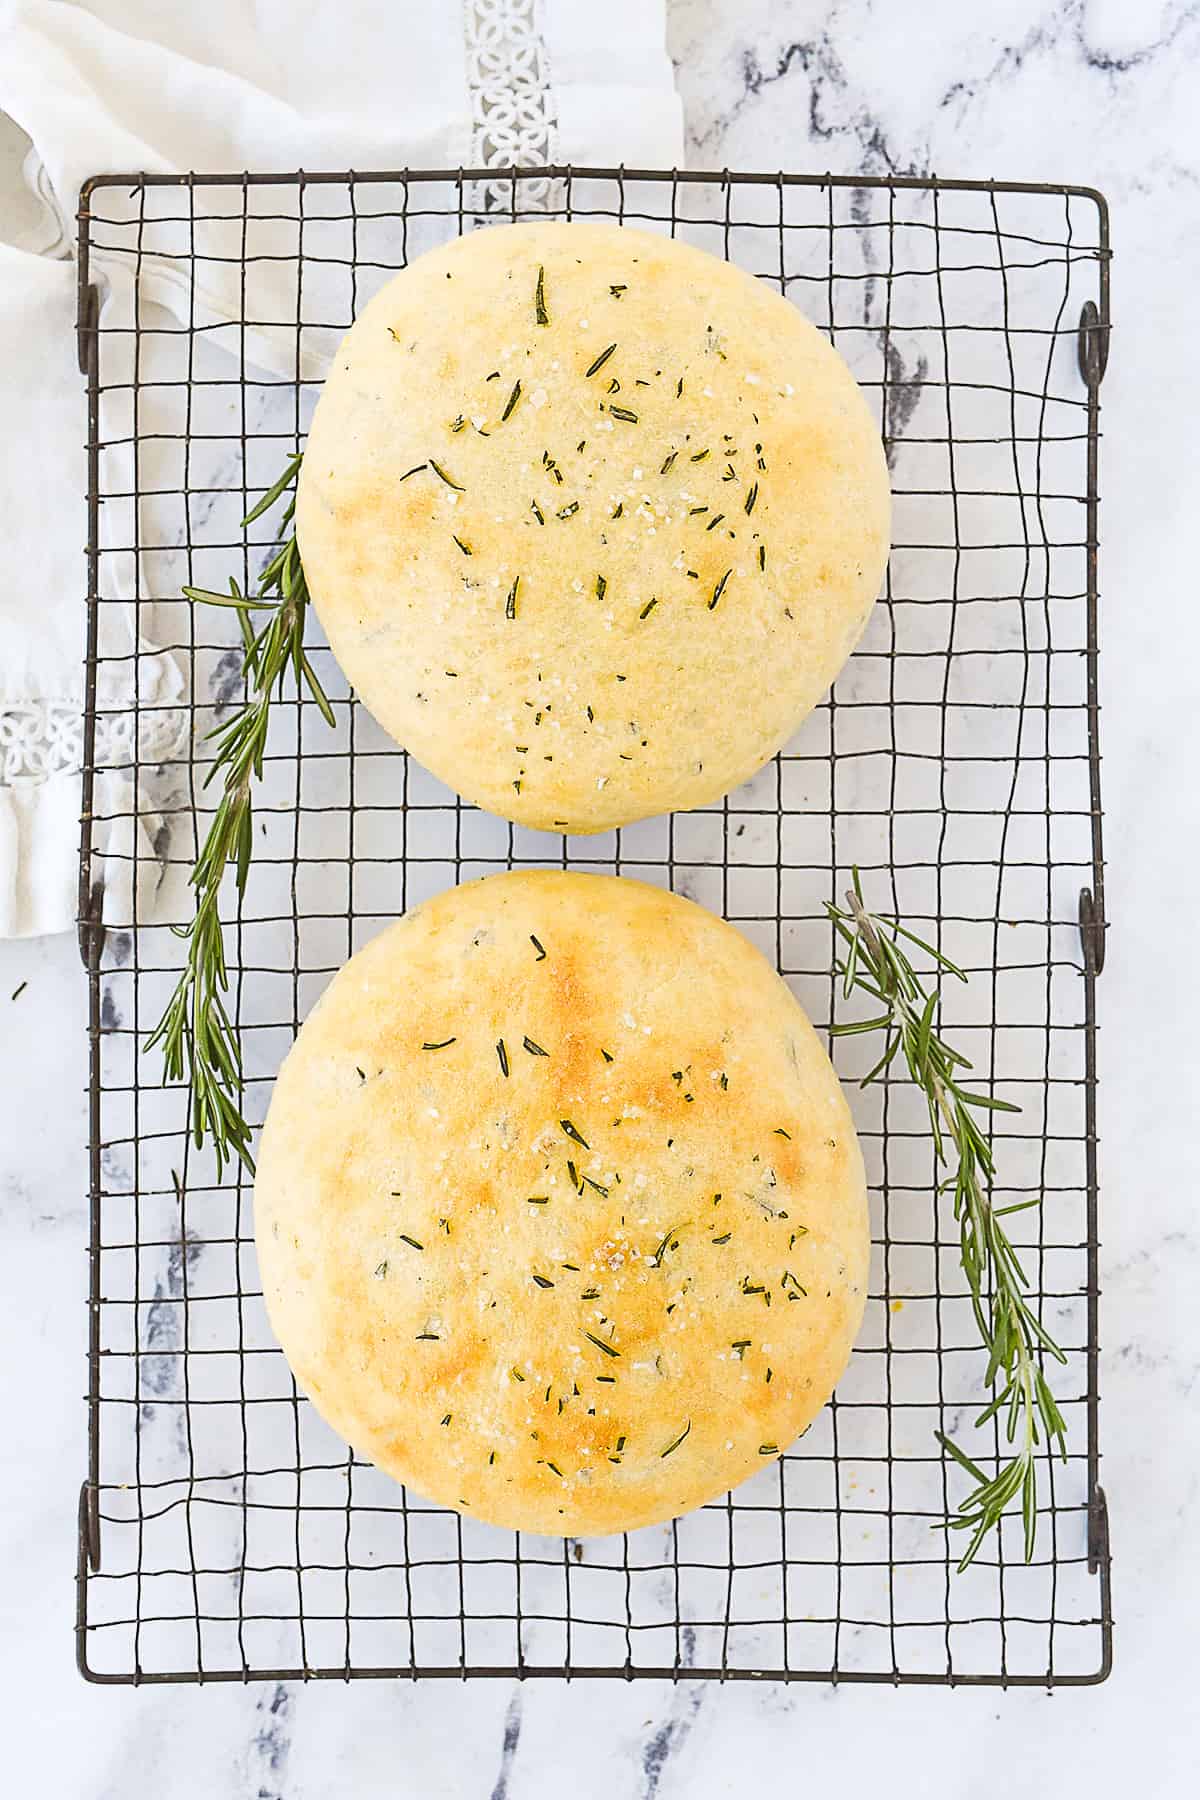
(2, 2, 1199, 1793)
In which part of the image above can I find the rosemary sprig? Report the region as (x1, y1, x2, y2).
(827, 870, 1068, 1570)
(145, 452, 335, 1173)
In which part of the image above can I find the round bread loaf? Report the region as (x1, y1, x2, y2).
(297, 221, 889, 833)
(255, 871, 869, 1536)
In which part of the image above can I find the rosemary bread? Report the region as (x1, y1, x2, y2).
(297, 221, 889, 832)
(254, 870, 868, 1536)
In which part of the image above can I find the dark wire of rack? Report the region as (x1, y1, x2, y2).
(73, 165, 1111, 1687)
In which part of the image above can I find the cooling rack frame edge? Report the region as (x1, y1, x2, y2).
(72, 163, 1113, 1688)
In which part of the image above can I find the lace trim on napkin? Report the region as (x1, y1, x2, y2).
(0, 701, 88, 782)
(465, 0, 560, 209)
(0, 697, 186, 784)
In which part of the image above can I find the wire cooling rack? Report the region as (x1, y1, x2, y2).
(74, 166, 1111, 1687)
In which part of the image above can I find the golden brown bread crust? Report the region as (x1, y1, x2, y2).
(254, 871, 869, 1536)
(297, 221, 890, 832)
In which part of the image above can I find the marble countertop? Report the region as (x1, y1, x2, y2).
(2, 2, 1198, 1794)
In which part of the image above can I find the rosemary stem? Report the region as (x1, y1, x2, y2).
(146, 451, 334, 1174)
(829, 870, 1067, 1571)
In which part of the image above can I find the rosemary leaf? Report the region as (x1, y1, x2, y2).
(429, 459, 464, 491)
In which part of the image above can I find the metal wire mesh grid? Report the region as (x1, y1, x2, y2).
(75, 166, 1110, 1686)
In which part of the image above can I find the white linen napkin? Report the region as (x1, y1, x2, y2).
(0, 0, 684, 936)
